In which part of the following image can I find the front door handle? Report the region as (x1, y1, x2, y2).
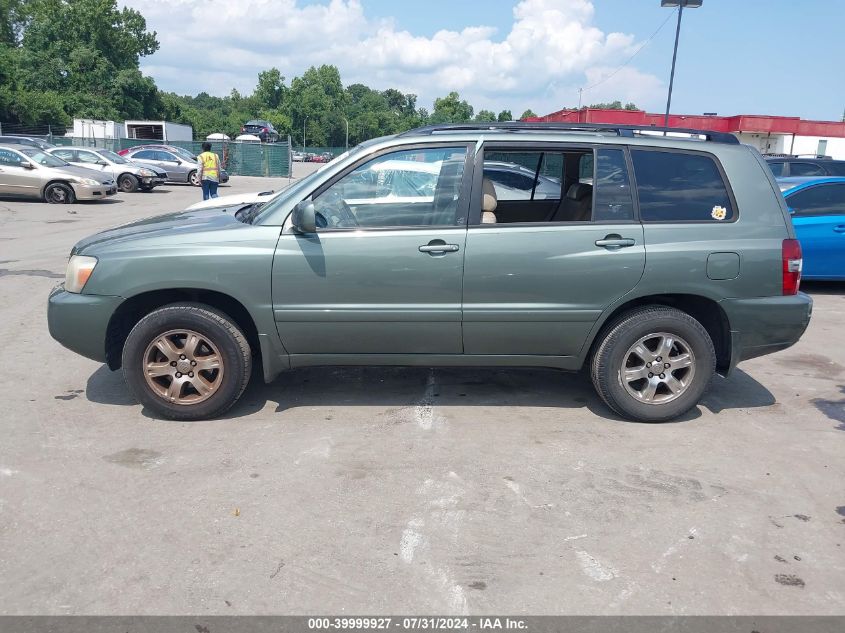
(595, 235, 636, 248)
(834, 225, 845, 233)
(419, 240, 459, 254)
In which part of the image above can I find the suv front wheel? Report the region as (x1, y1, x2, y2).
(590, 306, 715, 422)
(122, 303, 252, 420)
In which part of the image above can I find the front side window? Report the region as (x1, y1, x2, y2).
(312, 146, 467, 229)
(767, 161, 784, 177)
(631, 149, 734, 222)
(19, 148, 67, 167)
(0, 149, 24, 167)
(787, 184, 845, 216)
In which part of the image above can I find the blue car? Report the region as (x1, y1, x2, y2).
(778, 176, 845, 280)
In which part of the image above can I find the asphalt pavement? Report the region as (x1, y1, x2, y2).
(0, 176, 843, 615)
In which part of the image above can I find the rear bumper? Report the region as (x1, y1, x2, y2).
(48, 286, 123, 363)
(721, 292, 813, 374)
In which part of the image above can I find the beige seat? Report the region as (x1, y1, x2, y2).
(481, 177, 497, 224)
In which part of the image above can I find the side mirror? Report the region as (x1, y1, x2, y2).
(292, 200, 317, 234)
(787, 207, 795, 215)
(97, 160, 108, 166)
(21, 161, 35, 170)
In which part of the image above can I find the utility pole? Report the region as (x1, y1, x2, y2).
(578, 88, 583, 111)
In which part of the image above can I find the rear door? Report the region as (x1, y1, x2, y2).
(272, 143, 473, 356)
(461, 143, 645, 356)
(787, 182, 845, 278)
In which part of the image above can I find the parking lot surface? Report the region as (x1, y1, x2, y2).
(0, 178, 844, 615)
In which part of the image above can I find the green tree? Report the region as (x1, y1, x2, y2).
(496, 109, 513, 122)
(253, 68, 285, 109)
(519, 109, 538, 120)
(430, 91, 473, 124)
(474, 109, 496, 122)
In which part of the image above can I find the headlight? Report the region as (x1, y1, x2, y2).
(71, 177, 101, 186)
(65, 255, 98, 293)
(139, 168, 155, 177)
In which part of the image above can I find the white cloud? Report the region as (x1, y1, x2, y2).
(122, 0, 664, 115)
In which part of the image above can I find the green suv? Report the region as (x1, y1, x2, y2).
(48, 123, 812, 422)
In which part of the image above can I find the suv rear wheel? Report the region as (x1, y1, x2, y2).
(590, 306, 715, 422)
(121, 303, 252, 420)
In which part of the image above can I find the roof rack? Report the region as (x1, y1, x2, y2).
(398, 121, 740, 144)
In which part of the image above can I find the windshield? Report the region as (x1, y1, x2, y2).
(98, 149, 129, 164)
(252, 147, 358, 225)
(20, 148, 68, 167)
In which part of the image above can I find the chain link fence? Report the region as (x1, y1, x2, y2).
(0, 123, 291, 177)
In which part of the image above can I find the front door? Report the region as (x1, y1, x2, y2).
(788, 182, 845, 278)
(0, 148, 41, 197)
(462, 145, 645, 357)
(272, 144, 473, 356)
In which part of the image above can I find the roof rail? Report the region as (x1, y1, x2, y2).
(397, 121, 740, 144)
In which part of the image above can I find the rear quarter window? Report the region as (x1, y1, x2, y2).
(631, 149, 734, 222)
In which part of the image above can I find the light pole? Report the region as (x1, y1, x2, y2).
(303, 115, 308, 150)
(342, 117, 349, 150)
(661, 0, 702, 127)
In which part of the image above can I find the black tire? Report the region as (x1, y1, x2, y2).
(44, 182, 75, 204)
(118, 174, 139, 193)
(188, 170, 200, 186)
(121, 303, 252, 420)
(590, 306, 715, 422)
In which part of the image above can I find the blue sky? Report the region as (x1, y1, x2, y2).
(126, 0, 845, 121)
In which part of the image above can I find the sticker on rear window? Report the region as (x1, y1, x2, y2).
(711, 205, 727, 221)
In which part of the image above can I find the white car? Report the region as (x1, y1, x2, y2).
(185, 188, 283, 211)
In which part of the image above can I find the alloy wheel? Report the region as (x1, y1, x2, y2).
(142, 329, 224, 405)
(619, 332, 696, 404)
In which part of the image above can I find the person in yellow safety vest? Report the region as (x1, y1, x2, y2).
(197, 142, 221, 200)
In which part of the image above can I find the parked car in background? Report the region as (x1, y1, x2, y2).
(0, 135, 56, 151)
(766, 156, 845, 177)
(0, 144, 116, 203)
(291, 151, 306, 162)
(779, 176, 845, 280)
(122, 146, 228, 186)
(47, 147, 167, 192)
(240, 120, 279, 143)
(48, 123, 812, 422)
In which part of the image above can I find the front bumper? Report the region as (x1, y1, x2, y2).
(72, 183, 118, 200)
(721, 292, 813, 374)
(141, 176, 167, 187)
(48, 286, 123, 363)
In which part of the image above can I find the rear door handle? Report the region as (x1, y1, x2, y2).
(834, 225, 845, 233)
(419, 243, 459, 253)
(595, 235, 636, 248)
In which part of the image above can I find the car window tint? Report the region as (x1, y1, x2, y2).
(787, 183, 845, 216)
(132, 150, 155, 159)
(76, 151, 100, 164)
(631, 150, 734, 222)
(0, 149, 23, 167)
(826, 163, 845, 176)
(767, 162, 784, 177)
(313, 147, 467, 228)
(593, 149, 634, 222)
(52, 149, 75, 161)
(157, 152, 176, 161)
(789, 162, 826, 177)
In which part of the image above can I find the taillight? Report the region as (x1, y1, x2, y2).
(262, 127, 268, 132)
(782, 239, 802, 295)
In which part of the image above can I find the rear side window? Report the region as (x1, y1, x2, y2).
(631, 150, 734, 222)
(790, 162, 826, 177)
(133, 150, 155, 159)
(593, 149, 634, 222)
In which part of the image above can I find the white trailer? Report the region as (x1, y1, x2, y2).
(67, 119, 127, 140)
(124, 120, 193, 142)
